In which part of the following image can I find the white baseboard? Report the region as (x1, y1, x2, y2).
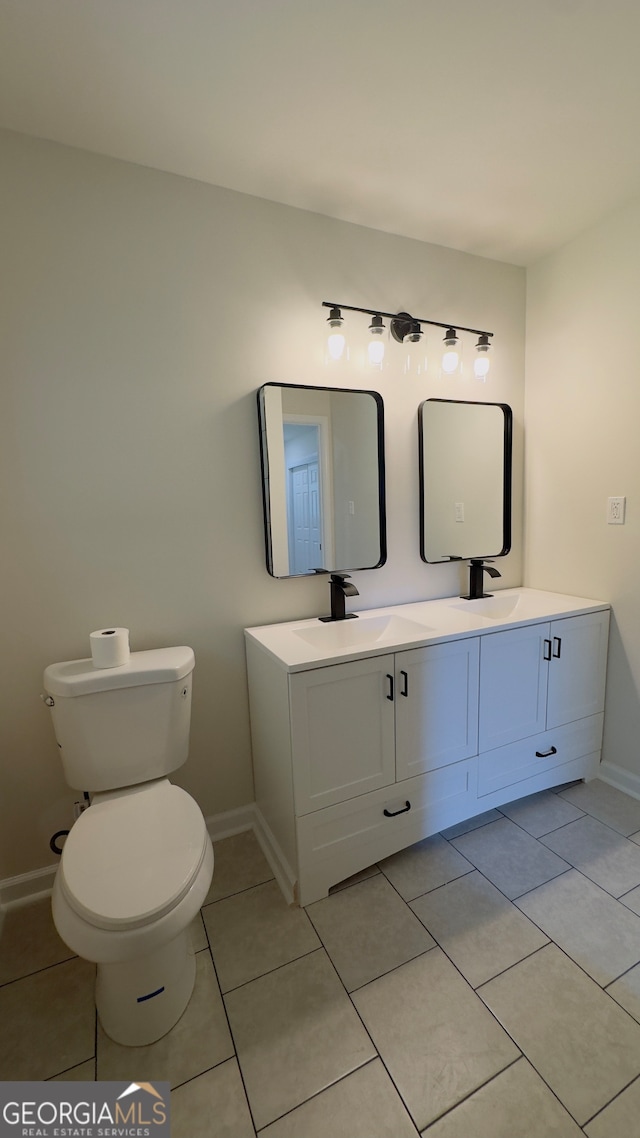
(0, 802, 259, 914)
(204, 802, 256, 842)
(0, 864, 58, 911)
(598, 761, 640, 802)
(252, 806, 297, 906)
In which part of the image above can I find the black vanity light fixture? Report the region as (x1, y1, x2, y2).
(323, 301, 493, 379)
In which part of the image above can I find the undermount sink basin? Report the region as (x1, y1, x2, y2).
(450, 594, 522, 620)
(293, 614, 433, 649)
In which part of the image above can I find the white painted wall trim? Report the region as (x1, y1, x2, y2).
(0, 802, 260, 914)
(0, 865, 57, 911)
(204, 802, 256, 842)
(598, 760, 640, 802)
(252, 804, 296, 906)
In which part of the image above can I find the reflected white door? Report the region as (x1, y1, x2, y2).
(290, 460, 322, 573)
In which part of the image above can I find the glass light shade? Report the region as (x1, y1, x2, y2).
(403, 325, 427, 376)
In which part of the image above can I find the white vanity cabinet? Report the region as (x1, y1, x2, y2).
(245, 590, 609, 906)
(477, 610, 609, 801)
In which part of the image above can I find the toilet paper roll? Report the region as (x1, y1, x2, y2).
(90, 627, 130, 669)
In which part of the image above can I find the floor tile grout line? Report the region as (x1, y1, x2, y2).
(473, 931, 640, 1123)
(439, 809, 507, 842)
(579, 1071, 640, 1130)
(198, 922, 260, 1135)
(251, 1057, 402, 1137)
(200, 873, 276, 911)
(604, 957, 640, 994)
(169, 1054, 248, 1095)
(509, 892, 640, 994)
(315, 933, 426, 1134)
(470, 949, 608, 1132)
(315, 876, 540, 1130)
(219, 922, 422, 1134)
(419, 1055, 524, 1133)
(0, 951, 79, 990)
(377, 859, 476, 908)
(547, 801, 640, 842)
(219, 943, 324, 996)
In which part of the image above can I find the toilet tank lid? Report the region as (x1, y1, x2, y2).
(43, 646, 195, 697)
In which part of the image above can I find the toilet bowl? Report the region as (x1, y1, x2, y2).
(43, 645, 213, 1047)
(52, 778, 214, 1046)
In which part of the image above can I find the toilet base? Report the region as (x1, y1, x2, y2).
(96, 929, 196, 1046)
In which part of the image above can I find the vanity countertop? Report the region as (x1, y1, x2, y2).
(244, 587, 610, 672)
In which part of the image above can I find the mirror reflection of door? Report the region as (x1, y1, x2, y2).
(257, 383, 386, 578)
(284, 422, 326, 574)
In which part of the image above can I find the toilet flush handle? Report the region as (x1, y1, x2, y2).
(41, 694, 55, 707)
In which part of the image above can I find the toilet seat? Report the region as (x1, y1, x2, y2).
(59, 781, 209, 932)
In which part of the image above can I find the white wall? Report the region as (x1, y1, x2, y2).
(0, 128, 525, 880)
(525, 194, 640, 781)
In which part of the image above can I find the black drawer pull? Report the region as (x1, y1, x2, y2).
(543, 639, 552, 661)
(553, 636, 562, 658)
(384, 800, 411, 817)
(535, 745, 558, 758)
(386, 674, 394, 701)
(400, 670, 409, 697)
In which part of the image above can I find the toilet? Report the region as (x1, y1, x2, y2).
(43, 645, 214, 1047)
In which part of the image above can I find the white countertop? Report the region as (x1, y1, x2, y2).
(244, 588, 609, 672)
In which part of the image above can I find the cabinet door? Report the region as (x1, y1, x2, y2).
(479, 623, 550, 751)
(546, 610, 610, 729)
(395, 638, 479, 781)
(290, 655, 396, 815)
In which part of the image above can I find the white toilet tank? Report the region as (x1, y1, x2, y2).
(43, 647, 195, 792)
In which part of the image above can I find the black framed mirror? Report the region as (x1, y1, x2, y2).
(257, 382, 387, 578)
(419, 398, 512, 564)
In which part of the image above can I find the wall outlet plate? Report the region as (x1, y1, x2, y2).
(607, 496, 626, 524)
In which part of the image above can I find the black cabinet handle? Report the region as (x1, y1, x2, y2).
(386, 674, 394, 701)
(535, 745, 558, 758)
(400, 670, 409, 697)
(553, 636, 562, 658)
(384, 801, 411, 817)
(543, 639, 552, 661)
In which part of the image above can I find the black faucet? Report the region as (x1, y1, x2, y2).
(462, 559, 502, 601)
(319, 572, 360, 622)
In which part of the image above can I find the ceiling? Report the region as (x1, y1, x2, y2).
(2, 0, 640, 266)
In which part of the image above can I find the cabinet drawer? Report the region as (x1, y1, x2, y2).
(478, 714, 603, 798)
(296, 759, 476, 906)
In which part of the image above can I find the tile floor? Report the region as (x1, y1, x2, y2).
(4, 779, 640, 1135)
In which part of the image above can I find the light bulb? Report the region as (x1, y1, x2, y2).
(367, 314, 386, 368)
(328, 331, 346, 360)
(474, 333, 491, 380)
(368, 339, 385, 366)
(326, 307, 346, 362)
(440, 328, 462, 377)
